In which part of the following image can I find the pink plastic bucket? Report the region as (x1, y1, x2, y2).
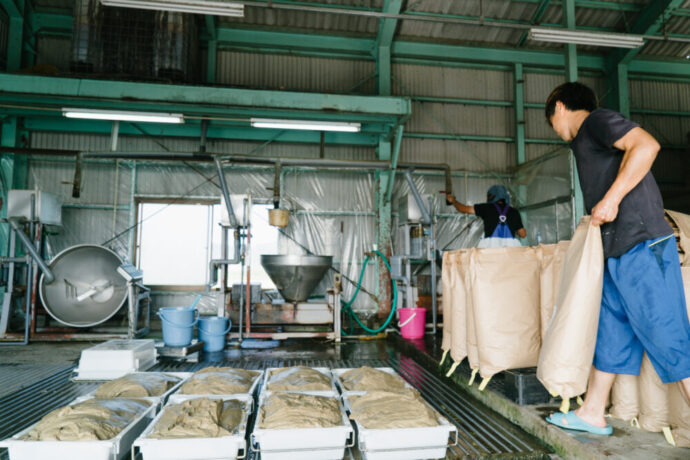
(398, 307, 426, 339)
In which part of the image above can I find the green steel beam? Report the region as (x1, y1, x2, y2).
(518, 0, 551, 47)
(376, 135, 392, 315)
(391, 40, 605, 70)
(0, 0, 20, 17)
(33, 12, 71, 35)
(0, 117, 24, 257)
(206, 16, 217, 84)
(0, 73, 411, 118)
(516, 0, 642, 13)
(376, 0, 402, 96)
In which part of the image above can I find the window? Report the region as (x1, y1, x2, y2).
(136, 201, 278, 287)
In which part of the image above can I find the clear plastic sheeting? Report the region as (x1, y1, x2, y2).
(280, 170, 377, 312)
(514, 149, 575, 245)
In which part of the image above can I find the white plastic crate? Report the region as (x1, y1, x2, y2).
(74, 372, 192, 413)
(331, 367, 413, 393)
(177, 369, 263, 399)
(74, 340, 157, 380)
(250, 391, 354, 460)
(133, 394, 253, 460)
(0, 397, 156, 460)
(262, 367, 337, 394)
(341, 392, 458, 460)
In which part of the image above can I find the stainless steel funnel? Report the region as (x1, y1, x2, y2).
(260, 254, 332, 302)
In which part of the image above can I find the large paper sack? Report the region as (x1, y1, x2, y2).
(449, 250, 470, 363)
(608, 374, 639, 421)
(638, 354, 670, 433)
(538, 241, 570, 340)
(441, 251, 454, 355)
(665, 209, 690, 266)
(669, 267, 690, 446)
(470, 246, 541, 379)
(537, 218, 604, 399)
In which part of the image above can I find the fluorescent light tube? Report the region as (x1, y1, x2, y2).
(99, 0, 244, 17)
(63, 108, 184, 124)
(250, 118, 361, 132)
(529, 27, 644, 49)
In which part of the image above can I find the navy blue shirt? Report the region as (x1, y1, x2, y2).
(570, 109, 671, 259)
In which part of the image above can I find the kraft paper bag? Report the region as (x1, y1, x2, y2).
(537, 217, 604, 399)
(469, 246, 541, 382)
(608, 374, 640, 422)
(537, 241, 571, 340)
(449, 250, 470, 365)
(668, 267, 690, 446)
(440, 251, 454, 363)
(638, 354, 670, 433)
(666, 209, 690, 266)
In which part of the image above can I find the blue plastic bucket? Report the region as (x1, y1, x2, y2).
(158, 306, 198, 347)
(198, 316, 232, 352)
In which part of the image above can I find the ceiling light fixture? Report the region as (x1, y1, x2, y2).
(99, 0, 244, 17)
(528, 27, 644, 49)
(62, 108, 184, 124)
(250, 118, 361, 132)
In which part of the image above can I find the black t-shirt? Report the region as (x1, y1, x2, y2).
(570, 108, 672, 259)
(474, 203, 524, 238)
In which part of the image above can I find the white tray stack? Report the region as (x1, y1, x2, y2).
(133, 394, 253, 460)
(251, 390, 354, 460)
(74, 372, 193, 413)
(74, 340, 157, 380)
(0, 397, 156, 460)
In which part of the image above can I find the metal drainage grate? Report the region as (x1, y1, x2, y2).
(0, 358, 551, 460)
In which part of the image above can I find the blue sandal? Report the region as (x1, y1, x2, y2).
(546, 411, 613, 436)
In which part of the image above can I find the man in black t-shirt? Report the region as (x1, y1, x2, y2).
(446, 184, 526, 247)
(543, 82, 690, 436)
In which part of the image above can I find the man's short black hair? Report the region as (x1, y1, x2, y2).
(545, 82, 598, 126)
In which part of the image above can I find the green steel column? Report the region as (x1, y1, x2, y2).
(376, 0, 403, 96)
(514, 64, 528, 234)
(205, 15, 217, 84)
(564, 0, 584, 223)
(376, 137, 392, 319)
(7, 16, 23, 71)
(564, 0, 578, 83)
(616, 63, 630, 117)
(0, 117, 22, 257)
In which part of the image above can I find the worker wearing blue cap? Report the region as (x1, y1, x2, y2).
(446, 185, 526, 248)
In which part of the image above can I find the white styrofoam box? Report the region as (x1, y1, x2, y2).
(74, 372, 193, 413)
(74, 340, 157, 380)
(331, 367, 413, 394)
(261, 367, 337, 395)
(178, 369, 263, 399)
(133, 394, 253, 460)
(341, 392, 458, 460)
(0, 397, 156, 460)
(251, 391, 354, 460)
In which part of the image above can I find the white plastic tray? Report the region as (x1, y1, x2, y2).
(331, 367, 413, 393)
(177, 369, 263, 398)
(0, 397, 156, 460)
(74, 372, 192, 413)
(341, 392, 458, 460)
(132, 394, 253, 460)
(251, 390, 354, 460)
(74, 340, 157, 381)
(261, 367, 337, 395)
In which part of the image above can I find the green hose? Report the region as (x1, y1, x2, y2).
(341, 249, 398, 335)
